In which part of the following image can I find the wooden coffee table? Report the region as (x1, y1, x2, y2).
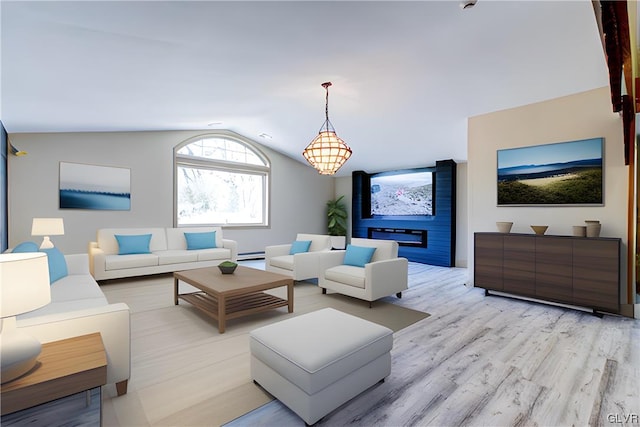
(174, 266, 294, 333)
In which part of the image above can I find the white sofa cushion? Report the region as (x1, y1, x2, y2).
(19, 298, 108, 319)
(269, 255, 294, 271)
(48, 274, 108, 302)
(296, 233, 331, 252)
(196, 248, 232, 261)
(250, 308, 393, 395)
(98, 228, 167, 255)
(350, 237, 398, 262)
(105, 253, 159, 270)
(324, 265, 366, 289)
(165, 226, 223, 250)
(155, 250, 198, 265)
(17, 273, 108, 320)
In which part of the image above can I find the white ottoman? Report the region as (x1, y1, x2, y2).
(250, 308, 393, 425)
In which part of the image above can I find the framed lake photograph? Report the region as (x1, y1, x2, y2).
(59, 162, 131, 210)
(497, 137, 603, 206)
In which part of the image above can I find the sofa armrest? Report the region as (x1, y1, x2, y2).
(88, 242, 106, 279)
(365, 257, 409, 300)
(265, 244, 292, 259)
(17, 303, 131, 391)
(222, 239, 238, 262)
(64, 253, 91, 275)
(291, 250, 330, 279)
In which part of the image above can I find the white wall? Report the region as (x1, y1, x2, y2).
(8, 130, 334, 254)
(467, 87, 629, 297)
(456, 162, 468, 267)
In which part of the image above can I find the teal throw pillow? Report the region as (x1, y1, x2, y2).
(13, 241, 39, 253)
(290, 240, 312, 255)
(343, 245, 376, 267)
(115, 234, 152, 255)
(185, 231, 217, 250)
(40, 247, 68, 284)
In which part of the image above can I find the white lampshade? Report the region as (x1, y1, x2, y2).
(0, 252, 52, 383)
(31, 218, 64, 249)
(0, 252, 51, 317)
(31, 218, 65, 237)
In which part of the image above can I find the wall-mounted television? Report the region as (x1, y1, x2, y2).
(370, 168, 434, 216)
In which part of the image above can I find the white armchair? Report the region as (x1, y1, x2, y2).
(265, 233, 332, 281)
(318, 238, 408, 307)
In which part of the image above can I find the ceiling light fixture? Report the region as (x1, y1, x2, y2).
(302, 82, 352, 175)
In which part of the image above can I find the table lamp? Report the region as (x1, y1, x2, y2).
(0, 252, 52, 383)
(31, 218, 65, 249)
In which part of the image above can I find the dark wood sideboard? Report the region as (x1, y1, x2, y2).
(474, 232, 620, 314)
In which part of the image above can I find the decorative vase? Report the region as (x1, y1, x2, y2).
(572, 226, 587, 237)
(496, 222, 513, 233)
(586, 223, 601, 238)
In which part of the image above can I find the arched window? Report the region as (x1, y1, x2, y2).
(175, 132, 270, 227)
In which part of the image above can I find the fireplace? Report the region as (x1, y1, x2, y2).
(367, 228, 427, 248)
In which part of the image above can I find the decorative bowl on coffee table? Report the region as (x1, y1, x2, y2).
(218, 261, 238, 274)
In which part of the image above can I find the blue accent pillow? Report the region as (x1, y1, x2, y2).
(115, 234, 152, 255)
(40, 247, 68, 284)
(184, 231, 217, 250)
(343, 245, 377, 267)
(290, 240, 312, 255)
(13, 241, 39, 253)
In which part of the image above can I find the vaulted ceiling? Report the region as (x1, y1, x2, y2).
(1, 1, 609, 176)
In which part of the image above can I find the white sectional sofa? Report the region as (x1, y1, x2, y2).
(16, 253, 131, 395)
(89, 226, 238, 281)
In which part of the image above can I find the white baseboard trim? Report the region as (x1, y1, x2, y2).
(238, 252, 265, 261)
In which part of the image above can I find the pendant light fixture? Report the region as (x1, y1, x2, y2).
(302, 82, 352, 175)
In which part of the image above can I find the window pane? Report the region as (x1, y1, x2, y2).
(177, 138, 265, 166)
(177, 166, 264, 225)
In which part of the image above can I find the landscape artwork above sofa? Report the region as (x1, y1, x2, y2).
(59, 161, 131, 210)
(497, 137, 604, 206)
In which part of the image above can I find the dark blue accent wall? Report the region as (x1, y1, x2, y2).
(352, 159, 456, 266)
(1, 121, 7, 252)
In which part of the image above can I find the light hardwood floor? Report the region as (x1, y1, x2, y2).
(100, 261, 639, 427)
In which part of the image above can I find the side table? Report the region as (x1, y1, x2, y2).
(1, 332, 107, 424)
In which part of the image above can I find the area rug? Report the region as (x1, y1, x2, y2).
(303, 292, 430, 332)
(221, 282, 430, 427)
(101, 274, 430, 426)
(230, 280, 430, 334)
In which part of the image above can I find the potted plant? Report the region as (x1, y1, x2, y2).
(327, 195, 348, 249)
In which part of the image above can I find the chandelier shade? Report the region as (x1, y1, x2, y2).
(303, 82, 352, 175)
